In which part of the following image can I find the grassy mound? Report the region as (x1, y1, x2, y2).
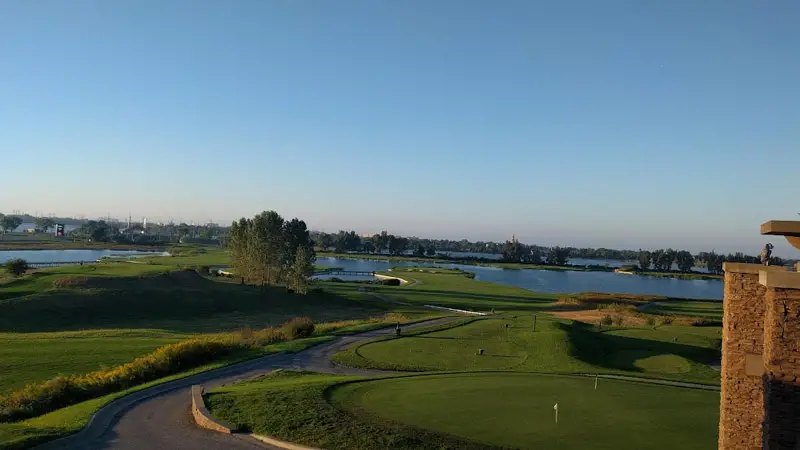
(334, 315, 721, 383)
(206, 371, 502, 450)
(331, 372, 719, 450)
(206, 371, 719, 450)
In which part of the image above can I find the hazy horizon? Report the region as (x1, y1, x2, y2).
(2, 1, 798, 258)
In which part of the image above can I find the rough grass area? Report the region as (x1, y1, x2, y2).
(206, 371, 501, 450)
(334, 314, 721, 384)
(0, 263, 426, 333)
(331, 372, 719, 450)
(646, 300, 723, 320)
(0, 329, 187, 395)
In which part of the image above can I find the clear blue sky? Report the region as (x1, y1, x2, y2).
(1, 1, 798, 255)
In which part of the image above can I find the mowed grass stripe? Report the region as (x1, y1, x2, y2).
(331, 372, 719, 450)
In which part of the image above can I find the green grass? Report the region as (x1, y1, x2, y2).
(646, 300, 723, 319)
(206, 371, 719, 450)
(0, 263, 428, 333)
(0, 329, 187, 395)
(334, 314, 721, 384)
(331, 372, 719, 450)
(206, 371, 500, 450)
(367, 268, 559, 313)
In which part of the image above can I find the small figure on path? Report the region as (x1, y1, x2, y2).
(395, 322, 401, 336)
(478, 348, 484, 355)
(505, 323, 509, 330)
(760, 243, 774, 266)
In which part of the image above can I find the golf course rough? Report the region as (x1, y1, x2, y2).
(330, 372, 720, 450)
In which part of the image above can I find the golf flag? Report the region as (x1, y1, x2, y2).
(595, 375, 598, 390)
(554, 403, 558, 423)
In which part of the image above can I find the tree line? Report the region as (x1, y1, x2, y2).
(637, 249, 787, 275)
(228, 211, 316, 293)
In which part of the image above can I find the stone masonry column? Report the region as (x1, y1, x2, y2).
(719, 263, 787, 450)
(759, 270, 800, 450)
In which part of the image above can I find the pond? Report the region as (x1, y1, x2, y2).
(0, 249, 168, 264)
(316, 257, 723, 300)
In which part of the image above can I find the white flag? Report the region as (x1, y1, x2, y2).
(553, 403, 558, 411)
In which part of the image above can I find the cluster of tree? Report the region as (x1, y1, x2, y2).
(70, 220, 121, 242)
(637, 249, 696, 272)
(567, 247, 640, 261)
(228, 211, 316, 293)
(637, 249, 788, 275)
(0, 214, 24, 233)
(499, 238, 571, 265)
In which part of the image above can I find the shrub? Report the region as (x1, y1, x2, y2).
(660, 316, 674, 325)
(197, 265, 210, 275)
(614, 315, 624, 327)
(381, 278, 401, 286)
(5, 258, 29, 277)
(600, 315, 613, 326)
(645, 316, 656, 326)
(691, 318, 722, 327)
(0, 338, 236, 422)
(281, 317, 315, 339)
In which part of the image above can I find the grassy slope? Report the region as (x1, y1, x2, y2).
(647, 300, 723, 319)
(336, 314, 721, 383)
(332, 372, 719, 450)
(0, 329, 187, 394)
(207, 371, 718, 450)
(0, 259, 447, 449)
(206, 371, 500, 450)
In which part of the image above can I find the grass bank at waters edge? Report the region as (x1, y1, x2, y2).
(206, 371, 719, 450)
(317, 252, 603, 272)
(646, 300, 723, 320)
(0, 240, 167, 251)
(615, 269, 723, 281)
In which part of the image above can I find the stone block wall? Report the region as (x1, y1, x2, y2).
(762, 285, 800, 449)
(719, 265, 770, 450)
(720, 263, 800, 450)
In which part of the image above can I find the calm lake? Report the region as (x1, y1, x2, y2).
(317, 257, 723, 300)
(0, 249, 167, 264)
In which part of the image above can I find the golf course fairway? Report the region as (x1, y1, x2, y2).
(331, 372, 719, 450)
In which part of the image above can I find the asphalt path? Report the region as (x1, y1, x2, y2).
(34, 317, 457, 450)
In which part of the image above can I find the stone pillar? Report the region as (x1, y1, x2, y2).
(760, 270, 800, 450)
(719, 263, 787, 450)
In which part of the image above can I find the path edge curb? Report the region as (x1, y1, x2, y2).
(191, 385, 237, 433)
(191, 384, 322, 450)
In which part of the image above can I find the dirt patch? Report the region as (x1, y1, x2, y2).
(551, 309, 650, 326)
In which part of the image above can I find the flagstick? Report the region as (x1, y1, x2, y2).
(594, 374, 598, 390)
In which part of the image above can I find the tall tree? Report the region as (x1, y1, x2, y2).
(650, 249, 665, 271)
(414, 244, 426, 257)
(426, 246, 436, 256)
(660, 249, 677, 271)
(0, 216, 23, 233)
(34, 217, 56, 233)
(287, 246, 316, 294)
(546, 246, 570, 265)
(675, 250, 695, 272)
(637, 249, 651, 271)
(280, 218, 312, 282)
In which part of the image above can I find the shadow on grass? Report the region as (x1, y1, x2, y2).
(561, 322, 720, 374)
(0, 275, 393, 333)
(368, 287, 556, 311)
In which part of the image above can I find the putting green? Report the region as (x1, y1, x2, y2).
(331, 372, 719, 450)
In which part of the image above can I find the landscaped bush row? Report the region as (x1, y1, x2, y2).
(0, 316, 316, 422)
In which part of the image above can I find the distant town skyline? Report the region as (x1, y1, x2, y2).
(2, 207, 796, 258)
(2, 2, 798, 258)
